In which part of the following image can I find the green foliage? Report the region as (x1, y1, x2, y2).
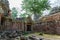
(11, 7, 18, 19)
(39, 32, 44, 36)
(20, 13, 28, 22)
(22, 32, 29, 35)
(22, 0, 50, 15)
(20, 13, 28, 17)
(21, 0, 50, 21)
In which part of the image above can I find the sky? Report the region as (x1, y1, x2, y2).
(8, 0, 23, 17)
(8, 0, 60, 17)
(8, 0, 23, 9)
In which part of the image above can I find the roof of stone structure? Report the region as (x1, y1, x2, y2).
(50, 6, 60, 15)
(39, 12, 60, 22)
(16, 18, 24, 20)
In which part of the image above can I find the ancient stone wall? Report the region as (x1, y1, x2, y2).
(33, 12, 60, 34)
(33, 21, 56, 34)
(12, 21, 24, 31)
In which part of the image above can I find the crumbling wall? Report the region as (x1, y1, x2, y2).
(33, 12, 60, 34)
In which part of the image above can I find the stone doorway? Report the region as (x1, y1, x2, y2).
(0, 10, 4, 25)
(27, 25, 31, 31)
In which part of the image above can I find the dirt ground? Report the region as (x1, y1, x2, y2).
(25, 33, 60, 40)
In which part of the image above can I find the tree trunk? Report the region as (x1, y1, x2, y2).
(34, 13, 40, 21)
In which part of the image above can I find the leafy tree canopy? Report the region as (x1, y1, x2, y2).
(22, 0, 50, 15)
(22, 0, 50, 21)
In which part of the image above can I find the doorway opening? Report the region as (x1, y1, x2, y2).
(1, 17, 5, 25)
(27, 25, 31, 31)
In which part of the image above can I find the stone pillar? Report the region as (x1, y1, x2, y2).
(0, 6, 4, 26)
(0, 13, 1, 26)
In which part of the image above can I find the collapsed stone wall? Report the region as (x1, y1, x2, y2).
(33, 12, 60, 34)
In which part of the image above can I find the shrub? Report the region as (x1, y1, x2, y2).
(39, 32, 43, 36)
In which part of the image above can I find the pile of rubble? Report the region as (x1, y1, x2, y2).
(0, 30, 22, 38)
